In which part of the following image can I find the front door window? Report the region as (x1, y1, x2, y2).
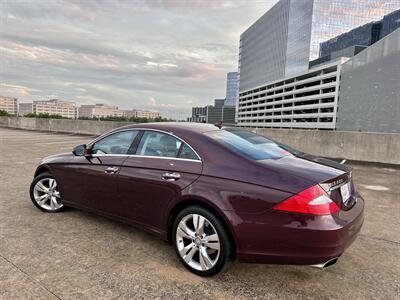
(91, 131, 138, 155)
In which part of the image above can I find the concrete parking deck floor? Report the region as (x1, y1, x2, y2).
(0, 127, 399, 299)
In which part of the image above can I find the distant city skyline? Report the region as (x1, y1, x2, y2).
(0, 0, 279, 120)
(0, 96, 163, 119)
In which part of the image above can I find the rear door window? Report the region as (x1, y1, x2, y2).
(179, 143, 200, 160)
(136, 131, 182, 158)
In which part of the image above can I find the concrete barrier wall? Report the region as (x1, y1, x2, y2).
(248, 128, 400, 165)
(1, 117, 399, 164)
(0, 116, 132, 136)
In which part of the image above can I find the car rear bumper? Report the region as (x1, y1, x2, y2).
(229, 194, 365, 265)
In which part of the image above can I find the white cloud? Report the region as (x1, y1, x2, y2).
(0, 0, 278, 119)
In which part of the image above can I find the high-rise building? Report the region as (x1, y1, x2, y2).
(238, 0, 399, 92)
(213, 99, 225, 108)
(224, 72, 239, 107)
(318, 9, 400, 61)
(78, 104, 122, 118)
(33, 99, 77, 118)
(19, 103, 33, 116)
(237, 0, 400, 132)
(237, 28, 400, 132)
(380, 9, 400, 38)
(0, 96, 18, 115)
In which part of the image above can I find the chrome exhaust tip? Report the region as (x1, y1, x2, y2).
(310, 257, 339, 269)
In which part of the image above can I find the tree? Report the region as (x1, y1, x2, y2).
(24, 112, 67, 119)
(0, 110, 11, 116)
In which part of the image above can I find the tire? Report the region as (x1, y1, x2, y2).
(29, 172, 65, 213)
(172, 205, 234, 276)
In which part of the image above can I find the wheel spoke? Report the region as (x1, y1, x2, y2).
(50, 197, 55, 209)
(183, 244, 197, 263)
(178, 222, 195, 239)
(53, 191, 61, 198)
(200, 246, 213, 269)
(204, 241, 220, 250)
(37, 193, 47, 201)
(38, 194, 49, 205)
(52, 197, 60, 209)
(48, 179, 54, 188)
(193, 214, 205, 235)
(36, 182, 48, 193)
(203, 233, 219, 243)
(179, 242, 195, 256)
(199, 249, 207, 270)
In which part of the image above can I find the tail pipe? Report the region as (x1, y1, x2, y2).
(310, 257, 339, 269)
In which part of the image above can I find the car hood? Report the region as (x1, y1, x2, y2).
(40, 152, 73, 164)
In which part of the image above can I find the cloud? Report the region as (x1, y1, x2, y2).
(0, 83, 39, 97)
(147, 97, 177, 109)
(0, 0, 278, 119)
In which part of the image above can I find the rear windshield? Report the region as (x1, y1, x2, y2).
(228, 130, 274, 144)
(205, 130, 291, 160)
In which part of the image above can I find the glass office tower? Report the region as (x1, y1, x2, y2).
(225, 72, 239, 107)
(310, 1, 400, 60)
(238, 0, 400, 91)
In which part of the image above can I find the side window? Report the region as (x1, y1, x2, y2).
(179, 143, 199, 160)
(136, 131, 182, 158)
(91, 131, 138, 155)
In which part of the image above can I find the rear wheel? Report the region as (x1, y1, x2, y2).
(30, 172, 65, 213)
(172, 206, 234, 276)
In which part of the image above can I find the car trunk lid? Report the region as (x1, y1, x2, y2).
(259, 156, 356, 210)
(320, 171, 357, 210)
(259, 155, 345, 184)
(257, 156, 356, 209)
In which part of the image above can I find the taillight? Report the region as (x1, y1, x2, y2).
(273, 185, 339, 215)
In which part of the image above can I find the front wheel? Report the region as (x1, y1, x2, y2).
(172, 206, 234, 276)
(30, 172, 65, 213)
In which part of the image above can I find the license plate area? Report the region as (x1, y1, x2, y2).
(340, 183, 351, 203)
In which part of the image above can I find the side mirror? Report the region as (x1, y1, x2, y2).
(73, 144, 89, 156)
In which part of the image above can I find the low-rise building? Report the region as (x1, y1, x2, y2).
(0, 96, 18, 115)
(188, 99, 235, 125)
(33, 99, 77, 118)
(187, 114, 207, 123)
(19, 103, 33, 116)
(123, 109, 160, 119)
(78, 104, 122, 118)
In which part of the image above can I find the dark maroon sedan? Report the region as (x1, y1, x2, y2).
(30, 123, 364, 276)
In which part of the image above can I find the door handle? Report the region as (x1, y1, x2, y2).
(105, 166, 119, 174)
(162, 172, 181, 181)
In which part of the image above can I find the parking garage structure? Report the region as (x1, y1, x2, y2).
(237, 61, 342, 129)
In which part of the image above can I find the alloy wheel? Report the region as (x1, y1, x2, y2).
(33, 178, 63, 211)
(176, 213, 220, 271)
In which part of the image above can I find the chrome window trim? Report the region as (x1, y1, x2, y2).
(91, 153, 201, 163)
(88, 127, 202, 162)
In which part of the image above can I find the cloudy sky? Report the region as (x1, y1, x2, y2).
(0, 0, 278, 119)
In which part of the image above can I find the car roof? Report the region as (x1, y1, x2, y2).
(116, 122, 219, 134)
